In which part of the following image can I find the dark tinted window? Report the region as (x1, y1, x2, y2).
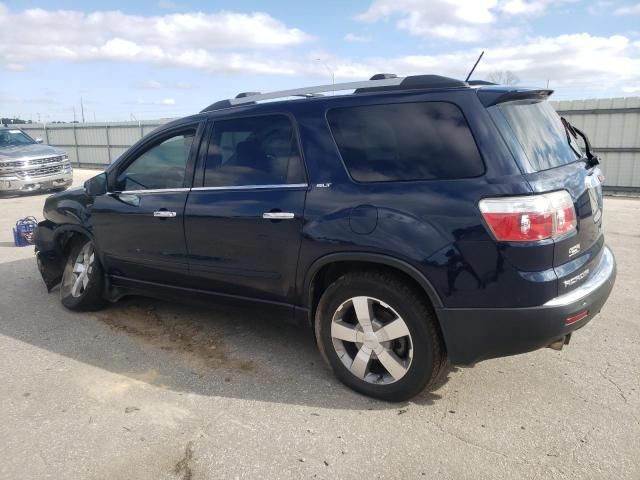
(327, 102, 484, 182)
(204, 115, 306, 187)
(498, 100, 583, 171)
(117, 130, 195, 191)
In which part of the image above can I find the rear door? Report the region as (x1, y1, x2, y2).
(183, 113, 308, 304)
(92, 124, 202, 286)
(491, 99, 605, 294)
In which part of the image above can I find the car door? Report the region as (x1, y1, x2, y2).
(91, 123, 202, 286)
(183, 113, 308, 304)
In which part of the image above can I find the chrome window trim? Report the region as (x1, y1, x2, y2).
(191, 183, 308, 192)
(110, 183, 308, 195)
(111, 188, 191, 195)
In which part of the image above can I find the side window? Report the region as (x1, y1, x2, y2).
(116, 130, 195, 191)
(204, 115, 306, 187)
(327, 102, 484, 182)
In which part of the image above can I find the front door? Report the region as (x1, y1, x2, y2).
(184, 114, 308, 304)
(92, 125, 201, 285)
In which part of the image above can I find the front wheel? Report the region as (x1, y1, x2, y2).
(315, 272, 445, 402)
(60, 239, 106, 311)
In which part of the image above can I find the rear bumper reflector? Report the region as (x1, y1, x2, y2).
(565, 310, 589, 326)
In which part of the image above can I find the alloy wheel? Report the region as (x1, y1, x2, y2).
(68, 243, 95, 298)
(330, 296, 413, 385)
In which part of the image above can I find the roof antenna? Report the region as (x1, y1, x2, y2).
(465, 50, 485, 82)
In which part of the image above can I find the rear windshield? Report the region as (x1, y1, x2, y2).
(327, 102, 484, 182)
(498, 100, 583, 172)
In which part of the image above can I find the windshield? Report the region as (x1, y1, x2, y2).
(498, 100, 583, 172)
(0, 129, 36, 148)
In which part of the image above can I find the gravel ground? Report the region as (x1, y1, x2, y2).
(0, 170, 638, 479)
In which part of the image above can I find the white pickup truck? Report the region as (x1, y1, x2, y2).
(0, 127, 72, 194)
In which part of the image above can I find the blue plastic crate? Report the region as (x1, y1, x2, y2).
(13, 216, 38, 247)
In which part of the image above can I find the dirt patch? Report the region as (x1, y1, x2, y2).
(94, 300, 255, 373)
(173, 441, 194, 480)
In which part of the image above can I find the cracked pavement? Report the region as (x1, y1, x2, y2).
(0, 170, 638, 479)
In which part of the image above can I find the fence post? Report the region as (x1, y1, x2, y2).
(105, 124, 111, 164)
(72, 124, 80, 168)
(43, 123, 49, 144)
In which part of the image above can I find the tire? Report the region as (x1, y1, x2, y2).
(315, 272, 445, 402)
(60, 238, 106, 311)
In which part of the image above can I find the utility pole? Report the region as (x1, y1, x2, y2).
(80, 96, 85, 123)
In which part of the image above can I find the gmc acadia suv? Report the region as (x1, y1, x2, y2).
(33, 74, 616, 401)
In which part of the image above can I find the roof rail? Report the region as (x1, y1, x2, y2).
(200, 74, 468, 113)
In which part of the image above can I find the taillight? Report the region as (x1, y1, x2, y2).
(479, 191, 577, 242)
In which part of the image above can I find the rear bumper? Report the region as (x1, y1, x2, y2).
(438, 246, 616, 365)
(0, 170, 73, 193)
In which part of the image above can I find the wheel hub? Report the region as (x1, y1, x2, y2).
(330, 296, 413, 385)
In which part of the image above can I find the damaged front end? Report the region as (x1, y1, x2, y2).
(33, 220, 65, 291)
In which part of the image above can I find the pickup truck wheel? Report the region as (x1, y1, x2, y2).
(315, 272, 444, 402)
(60, 239, 106, 311)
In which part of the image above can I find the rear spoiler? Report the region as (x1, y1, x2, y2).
(477, 87, 554, 107)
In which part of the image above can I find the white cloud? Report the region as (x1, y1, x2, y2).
(344, 33, 372, 43)
(139, 80, 163, 89)
(137, 80, 194, 89)
(501, 0, 549, 15)
(614, 2, 640, 14)
(127, 98, 176, 105)
(317, 33, 640, 96)
(0, 3, 312, 74)
(356, 0, 569, 41)
(357, 0, 498, 41)
(0, 3, 638, 98)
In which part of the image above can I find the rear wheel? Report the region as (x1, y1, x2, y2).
(315, 272, 445, 402)
(60, 239, 106, 311)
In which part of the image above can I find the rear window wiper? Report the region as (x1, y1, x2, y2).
(561, 116, 600, 168)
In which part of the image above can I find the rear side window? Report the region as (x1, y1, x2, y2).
(327, 102, 484, 182)
(497, 100, 583, 172)
(204, 114, 306, 187)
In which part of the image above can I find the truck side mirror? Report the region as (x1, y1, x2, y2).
(35, 138, 44, 144)
(84, 172, 108, 196)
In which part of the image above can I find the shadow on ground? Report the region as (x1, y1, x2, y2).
(0, 257, 455, 409)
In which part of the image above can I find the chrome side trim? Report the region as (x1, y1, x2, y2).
(544, 246, 615, 307)
(112, 188, 191, 195)
(191, 183, 308, 192)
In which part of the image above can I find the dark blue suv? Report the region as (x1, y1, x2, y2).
(34, 74, 616, 401)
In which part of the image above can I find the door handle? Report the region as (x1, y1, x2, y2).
(153, 210, 177, 218)
(262, 212, 295, 220)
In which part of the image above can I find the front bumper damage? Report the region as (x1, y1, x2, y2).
(33, 220, 65, 291)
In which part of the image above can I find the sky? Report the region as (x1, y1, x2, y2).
(1, 0, 640, 122)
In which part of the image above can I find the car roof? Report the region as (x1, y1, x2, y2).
(157, 76, 553, 129)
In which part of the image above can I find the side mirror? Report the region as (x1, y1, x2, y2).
(84, 172, 108, 196)
(35, 138, 44, 144)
